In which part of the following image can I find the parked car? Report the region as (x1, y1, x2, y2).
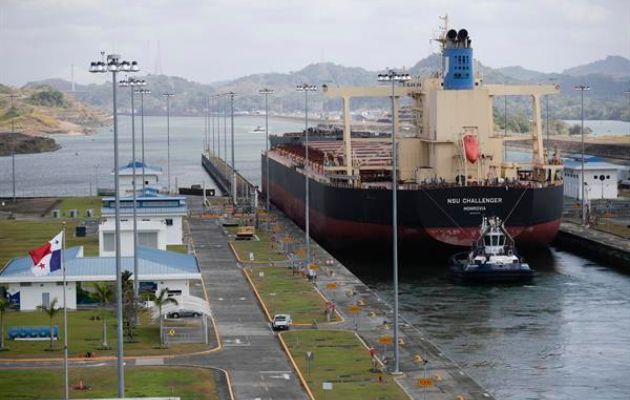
(271, 314, 292, 331)
(167, 309, 201, 319)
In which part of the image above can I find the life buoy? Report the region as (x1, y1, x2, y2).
(463, 135, 479, 163)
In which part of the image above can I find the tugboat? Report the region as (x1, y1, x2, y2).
(250, 125, 266, 134)
(450, 216, 533, 283)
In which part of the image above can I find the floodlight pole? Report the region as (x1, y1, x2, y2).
(296, 83, 317, 267)
(377, 69, 410, 375)
(575, 85, 590, 226)
(227, 91, 237, 204)
(259, 88, 274, 211)
(90, 53, 139, 398)
(163, 93, 174, 194)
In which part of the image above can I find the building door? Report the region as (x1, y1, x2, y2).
(42, 292, 50, 308)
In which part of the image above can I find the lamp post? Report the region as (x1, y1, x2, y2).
(120, 77, 146, 300)
(204, 95, 209, 154)
(575, 85, 590, 226)
(259, 88, 274, 211)
(210, 95, 216, 156)
(90, 53, 139, 398)
(545, 78, 556, 157)
(226, 91, 237, 204)
(7, 93, 20, 202)
(136, 88, 151, 192)
(163, 92, 174, 193)
(377, 69, 410, 375)
(223, 94, 228, 190)
(296, 83, 317, 267)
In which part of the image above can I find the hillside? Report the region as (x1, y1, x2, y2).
(23, 54, 630, 122)
(0, 85, 108, 136)
(563, 56, 630, 79)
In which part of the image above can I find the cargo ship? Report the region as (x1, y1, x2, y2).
(262, 25, 564, 252)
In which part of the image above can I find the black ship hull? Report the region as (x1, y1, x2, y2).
(262, 155, 563, 252)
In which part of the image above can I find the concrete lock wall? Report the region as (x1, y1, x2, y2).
(9, 282, 77, 311)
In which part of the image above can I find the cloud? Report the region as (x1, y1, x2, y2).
(0, 0, 627, 86)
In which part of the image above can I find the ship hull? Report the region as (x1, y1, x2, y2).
(262, 155, 563, 252)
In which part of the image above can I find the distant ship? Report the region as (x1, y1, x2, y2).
(250, 126, 266, 134)
(262, 23, 564, 252)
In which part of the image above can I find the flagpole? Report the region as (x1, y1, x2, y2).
(62, 222, 69, 400)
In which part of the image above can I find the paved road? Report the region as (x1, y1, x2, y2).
(177, 198, 307, 400)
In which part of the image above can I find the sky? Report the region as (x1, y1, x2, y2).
(0, 0, 628, 86)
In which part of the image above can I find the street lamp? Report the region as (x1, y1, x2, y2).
(120, 77, 146, 300)
(89, 53, 139, 398)
(545, 78, 557, 157)
(136, 88, 151, 192)
(6, 93, 20, 202)
(296, 83, 317, 267)
(223, 94, 228, 189)
(226, 91, 237, 204)
(377, 69, 410, 375)
(162, 92, 175, 193)
(575, 85, 590, 226)
(259, 88, 274, 211)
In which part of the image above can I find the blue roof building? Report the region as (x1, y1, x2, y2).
(0, 246, 201, 311)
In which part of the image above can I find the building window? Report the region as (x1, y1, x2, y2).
(138, 232, 158, 248)
(20, 282, 32, 287)
(167, 290, 182, 297)
(606, 175, 610, 179)
(165, 219, 173, 226)
(103, 233, 116, 252)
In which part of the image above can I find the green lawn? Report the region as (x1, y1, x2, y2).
(0, 310, 207, 358)
(54, 196, 102, 218)
(0, 219, 99, 268)
(0, 366, 222, 399)
(231, 230, 287, 263)
(283, 330, 408, 400)
(247, 266, 338, 324)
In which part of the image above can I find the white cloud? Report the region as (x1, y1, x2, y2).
(0, 0, 627, 85)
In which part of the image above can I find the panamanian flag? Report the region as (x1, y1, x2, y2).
(29, 231, 63, 277)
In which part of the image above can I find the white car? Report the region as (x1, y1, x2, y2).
(271, 314, 292, 331)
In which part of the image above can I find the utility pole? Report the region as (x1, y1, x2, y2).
(377, 70, 411, 375)
(296, 84, 317, 267)
(259, 88, 274, 211)
(575, 85, 590, 226)
(7, 93, 20, 202)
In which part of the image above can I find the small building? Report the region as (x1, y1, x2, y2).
(0, 246, 202, 311)
(99, 192, 188, 257)
(563, 157, 619, 200)
(115, 161, 163, 196)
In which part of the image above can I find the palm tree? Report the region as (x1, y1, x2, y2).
(37, 298, 60, 350)
(152, 288, 178, 347)
(90, 282, 112, 349)
(0, 297, 9, 350)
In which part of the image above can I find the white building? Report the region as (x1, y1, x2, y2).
(99, 192, 188, 257)
(0, 246, 202, 311)
(115, 161, 163, 196)
(564, 158, 619, 200)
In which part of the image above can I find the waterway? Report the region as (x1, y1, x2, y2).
(0, 115, 304, 197)
(347, 249, 630, 400)
(2, 115, 629, 399)
(562, 119, 629, 136)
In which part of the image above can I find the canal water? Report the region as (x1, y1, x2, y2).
(0, 115, 304, 197)
(2, 115, 629, 399)
(346, 249, 630, 400)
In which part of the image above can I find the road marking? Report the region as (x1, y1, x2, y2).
(240, 297, 247, 301)
(135, 358, 164, 366)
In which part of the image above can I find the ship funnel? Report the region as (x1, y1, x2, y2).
(443, 28, 474, 90)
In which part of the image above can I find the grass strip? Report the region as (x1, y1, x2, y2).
(0, 219, 99, 268)
(230, 228, 287, 263)
(0, 310, 206, 358)
(282, 330, 408, 400)
(247, 266, 338, 324)
(0, 366, 221, 399)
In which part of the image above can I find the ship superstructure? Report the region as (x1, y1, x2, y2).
(263, 24, 564, 250)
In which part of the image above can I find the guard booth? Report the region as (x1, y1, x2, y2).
(152, 295, 213, 346)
